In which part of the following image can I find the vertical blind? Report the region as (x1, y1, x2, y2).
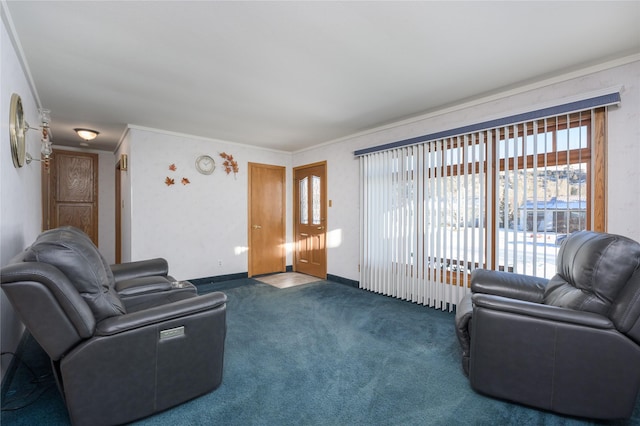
(360, 134, 485, 310)
(358, 92, 618, 310)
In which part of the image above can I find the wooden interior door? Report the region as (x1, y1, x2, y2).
(294, 161, 327, 279)
(248, 163, 286, 277)
(43, 149, 99, 245)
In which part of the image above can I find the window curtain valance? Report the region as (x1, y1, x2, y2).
(354, 90, 620, 157)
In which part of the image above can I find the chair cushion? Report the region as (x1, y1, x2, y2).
(24, 227, 126, 321)
(544, 231, 640, 315)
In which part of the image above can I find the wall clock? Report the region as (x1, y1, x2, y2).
(9, 93, 26, 168)
(195, 155, 216, 175)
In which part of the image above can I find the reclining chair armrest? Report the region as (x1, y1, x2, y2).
(115, 276, 173, 296)
(110, 258, 169, 282)
(472, 293, 614, 329)
(455, 293, 474, 376)
(96, 291, 227, 336)
(471, 269, 547, 303)
(1, 262, 96, 360)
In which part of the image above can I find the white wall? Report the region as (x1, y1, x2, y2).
(97, 150, 116, 264)
(606, 64, 640, 238)
(0, 16, 44, 379)
(116, 130, 133, 263)
(125, 127, 293, 280)
(294, 59, 640, 282)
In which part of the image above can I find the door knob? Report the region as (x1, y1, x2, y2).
(317, 226, 324, 230)
(252, 225, 262, 229)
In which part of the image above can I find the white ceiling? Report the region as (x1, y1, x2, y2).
(4, 1, 640, 153)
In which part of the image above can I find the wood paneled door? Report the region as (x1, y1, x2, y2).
(293, 161, 327, 279)
(43, 149, 99, 245)
(248, 162, 286, 277)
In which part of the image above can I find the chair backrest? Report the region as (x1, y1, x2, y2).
(544, 231, 640, 319)
(23, 227, 126, 321)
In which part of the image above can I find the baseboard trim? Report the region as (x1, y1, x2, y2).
(188, 272, 248, 286)
(327, 274, 359, 288)
(188, 270, 359, 289)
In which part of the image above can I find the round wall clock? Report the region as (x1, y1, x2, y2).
(9, 93, 26, 168)
(195, 155, 216, 175)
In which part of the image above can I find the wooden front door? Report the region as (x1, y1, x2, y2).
(294, 162, 327, 279)
(43, 149, 99, 245)
(248, 163, 286, 277)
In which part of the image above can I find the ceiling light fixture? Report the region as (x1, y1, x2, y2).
(74, 128, 99, 141)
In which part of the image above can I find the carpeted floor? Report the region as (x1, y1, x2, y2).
(2, 278, 640, 425)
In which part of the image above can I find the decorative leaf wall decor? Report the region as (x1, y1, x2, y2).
(220, 152, 239, 177)
(165, 163, 192, 186)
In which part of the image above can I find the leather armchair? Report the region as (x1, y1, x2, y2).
(51, 226, 197, 310)
(455, 231, 640, 419)
(1, 227, 227, 425)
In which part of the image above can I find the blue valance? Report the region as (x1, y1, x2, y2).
(354, 91, 621, 157)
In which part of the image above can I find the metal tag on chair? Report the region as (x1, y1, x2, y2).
(160, 326, 185, 340)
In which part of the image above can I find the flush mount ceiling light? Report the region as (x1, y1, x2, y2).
(74, 128, 99, 141)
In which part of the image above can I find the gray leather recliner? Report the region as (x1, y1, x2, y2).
(455, 230, 640, 420)
(1, 227, 227, 425)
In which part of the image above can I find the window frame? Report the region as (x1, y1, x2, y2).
(419, 108, 606, 282)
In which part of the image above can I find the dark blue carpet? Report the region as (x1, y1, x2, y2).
(2, 278, 640, 425)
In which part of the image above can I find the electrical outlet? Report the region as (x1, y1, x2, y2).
(218, 259, 223, 267)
